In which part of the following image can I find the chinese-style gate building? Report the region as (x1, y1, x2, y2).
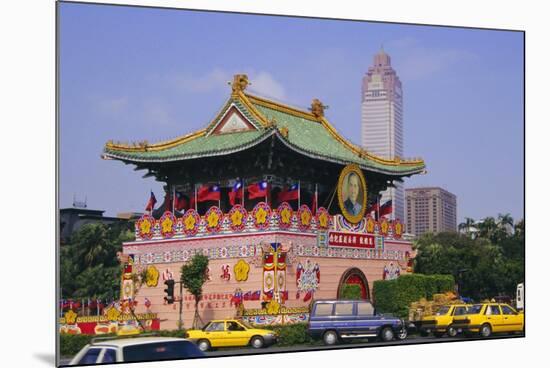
(102, 74, 425, 328)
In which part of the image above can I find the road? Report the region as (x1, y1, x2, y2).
(203, 333, 524, 357)
(59, 333, 523, 365)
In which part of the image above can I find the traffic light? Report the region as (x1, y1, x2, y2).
(164, 279, 175, 304)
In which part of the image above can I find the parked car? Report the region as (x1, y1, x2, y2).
(186, 319, 278, 351)
(417, 304, 471, 337)
(69, 336, 205, 365)
(451, 303, 524, 337)
(307, 299, 407, 345)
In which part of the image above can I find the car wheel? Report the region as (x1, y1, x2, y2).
(250, 336, 264, 349)
(323, 330, 339, 345)
(447, 326, 458, 338)
(480, 324, 492, 338)
(397, 328, 408, 340)
(380, 327, 394, 342)
(197, 339, 211, 352)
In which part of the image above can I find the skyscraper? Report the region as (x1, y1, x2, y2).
(405, 187, 457, 236)
(361, 49, 404, 220)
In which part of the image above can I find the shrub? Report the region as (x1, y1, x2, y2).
(373, 274, 455, 319)
(258, 323, 313, 346)
(340, 284, 363, 300)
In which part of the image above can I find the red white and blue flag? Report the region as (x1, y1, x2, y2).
(229, 180, 244, 206)
(380, 200, 393, 217)
(277, 183, 299, 202)
(247, 181, 269, 200)
(197, 184, 221, 202)
(174, 191, 188, 211)
(145, 191, 157, 211)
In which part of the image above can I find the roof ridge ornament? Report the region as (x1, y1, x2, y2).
(309, 98, 328, 118)
(231, 74, 250, 95)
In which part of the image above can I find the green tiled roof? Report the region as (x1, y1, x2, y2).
(103, 92, 425, 176)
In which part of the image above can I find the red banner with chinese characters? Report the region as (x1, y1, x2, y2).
(328, 231, 376, 248)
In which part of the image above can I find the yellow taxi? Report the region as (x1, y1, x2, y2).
(451, 303, 524, 337)
(186, 319, 278, 351)
(418, 304, 471, 337)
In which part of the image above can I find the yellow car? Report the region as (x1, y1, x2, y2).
(186, 319, 278, 351)
(417, 304, 471, 337)
(451, 303, 524, 337)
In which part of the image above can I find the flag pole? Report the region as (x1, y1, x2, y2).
(298, 181, 301, 208)
(149, 189, 152, 216)
(241, 179, 245, 207)
(218, 184, 221, 209)
(194, 184, 198, 211)
(315, 183, 318, 214)
(172, 185, 175, 213)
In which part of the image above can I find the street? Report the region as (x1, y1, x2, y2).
(59, 333, 524, 365)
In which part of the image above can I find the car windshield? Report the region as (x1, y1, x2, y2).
(435, 306, 450, 316)
(123, 341, 204, 362)
(467, 305, 483, 314)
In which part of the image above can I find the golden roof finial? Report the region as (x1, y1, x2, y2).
(310, 98, 327, 118)
(231, 74, 249, 94)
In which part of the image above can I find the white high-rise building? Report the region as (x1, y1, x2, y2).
(361, 49, 404, 221)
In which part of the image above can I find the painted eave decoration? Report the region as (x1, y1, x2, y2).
(103, 74, 425, 176)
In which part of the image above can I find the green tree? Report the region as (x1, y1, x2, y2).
(60, 221, 133, 300)
(413, 226, 524, 301)
(180, 254, 209, 329)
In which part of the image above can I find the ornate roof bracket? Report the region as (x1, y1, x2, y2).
(231, 74, 250, 95)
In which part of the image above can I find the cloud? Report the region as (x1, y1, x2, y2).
(386, 37, 478, 81)
(246, 71, 287, 100)
(168, 68, 287, 100)
(171, 68, 230, 93)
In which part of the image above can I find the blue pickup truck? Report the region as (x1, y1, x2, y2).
(307, 300, 407, 345)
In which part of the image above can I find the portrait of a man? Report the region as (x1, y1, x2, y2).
(344, 172, 362, 216)
(337, 164, 367, 223)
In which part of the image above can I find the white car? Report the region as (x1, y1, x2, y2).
(69, 336, 205, 365)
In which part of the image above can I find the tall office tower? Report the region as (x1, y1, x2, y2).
(405, 187, 457, 236)
(361, 49, 404, 221)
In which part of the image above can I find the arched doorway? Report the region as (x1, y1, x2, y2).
(337, 268, 370, 300)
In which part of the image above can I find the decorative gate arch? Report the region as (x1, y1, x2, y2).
(337, 268, 370, 301)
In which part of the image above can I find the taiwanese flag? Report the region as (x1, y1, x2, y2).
(162, 193, 172, 212)
(145, 191, 157, 211)
(251, 290, 261, 301)
(379, 200, 393, 217)
(197, 184, 221, 202)
(228, 181, 243, 206)
(367, 202, 379, 214)
(248, 181, 268, 200)
(174, 191, 188, 211)
(243, 291, 252, 301)
(277, 183, 299, 202)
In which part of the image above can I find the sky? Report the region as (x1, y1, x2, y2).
(59, 3, 524, 223)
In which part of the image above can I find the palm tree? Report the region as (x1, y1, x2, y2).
(459, 217, 476, 234)
(477, 217, 497, 240)
(497, 213, 514, 236)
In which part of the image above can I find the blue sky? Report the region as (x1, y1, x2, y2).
(59, 3, 524, 223)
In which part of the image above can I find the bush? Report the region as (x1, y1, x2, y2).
(340, 284, 363, 300)
(59, 329, 187, 357)
(259, 323, 313, 346)
(373, 274, 455, 319)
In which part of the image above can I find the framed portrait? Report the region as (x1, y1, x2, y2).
(337, 165, 367, 223)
